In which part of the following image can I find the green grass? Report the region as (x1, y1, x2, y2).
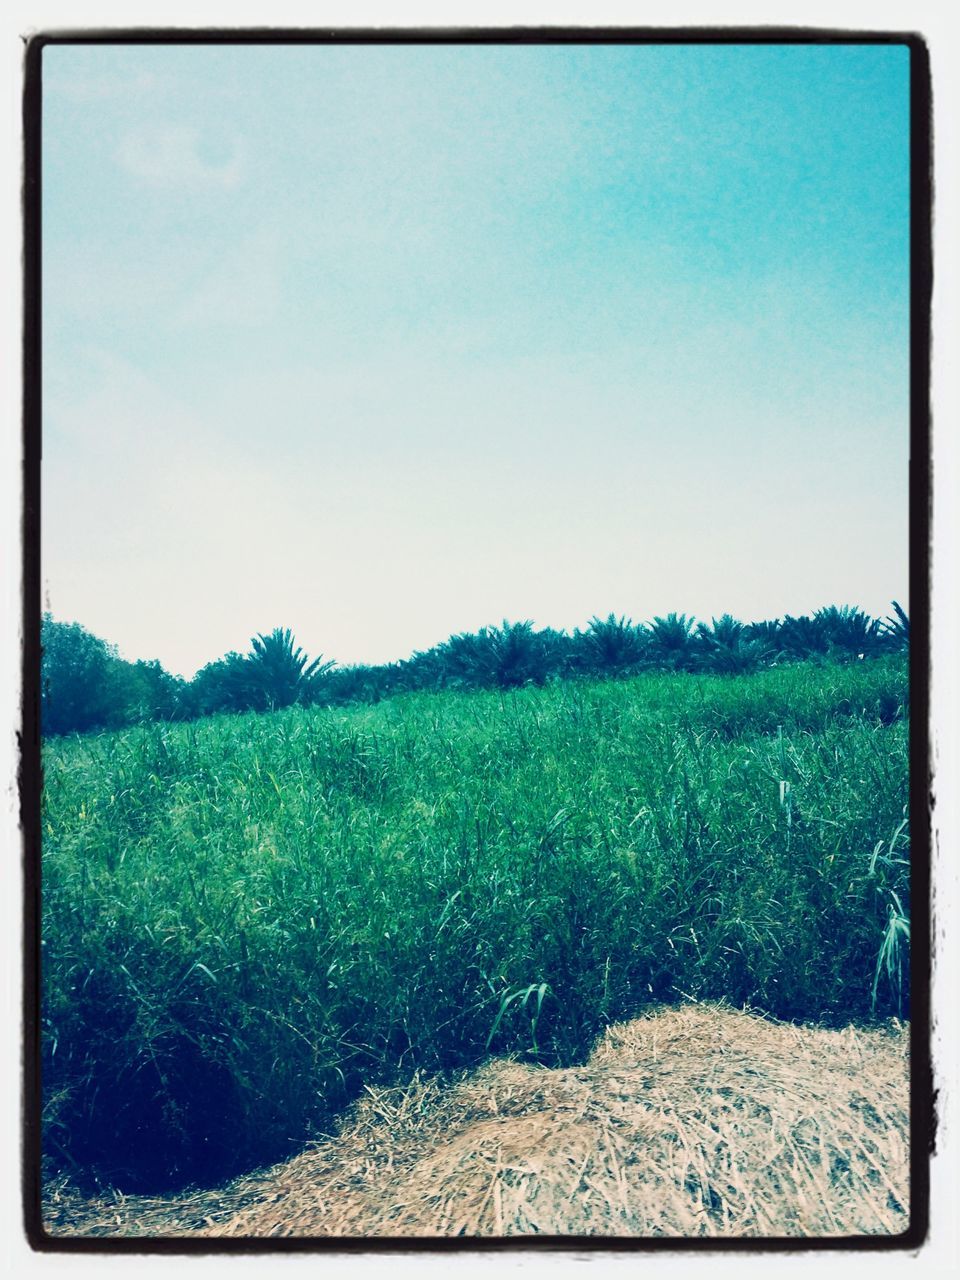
(41, 656, 910, 1192)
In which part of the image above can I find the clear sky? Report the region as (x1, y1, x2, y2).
(42, 41, 910, 678)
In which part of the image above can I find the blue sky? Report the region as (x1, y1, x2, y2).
(42, 41, 910, 676)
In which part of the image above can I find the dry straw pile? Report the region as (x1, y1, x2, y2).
(43, 1003, 910, 1240)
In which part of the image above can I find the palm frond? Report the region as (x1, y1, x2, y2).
(880, 601, 910, 650)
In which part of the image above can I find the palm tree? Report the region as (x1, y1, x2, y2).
(485, 620, 553, 688)
(241, 628, 335, 710)
(433, 620, 555, 689)
(647, 613, 697, 671)
(744, 618, 781, 644)
(694, 615, 769, 674)
(778, 614, 829, 660)
(577, 614, 647, 675)
(430, 630, 492, 688)
(696, 614, 743, 648)
(813, 606, 883, 659)
(538, 627, 577, 681)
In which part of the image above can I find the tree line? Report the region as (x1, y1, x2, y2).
(39, 603, 909, 737)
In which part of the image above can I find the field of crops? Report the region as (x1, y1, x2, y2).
(41, 656, 910, 1194)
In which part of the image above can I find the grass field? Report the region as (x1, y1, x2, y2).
(41, 656, 910, 1194)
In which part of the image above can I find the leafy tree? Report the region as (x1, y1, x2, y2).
(182, 653, 250, 718)
(41, 615, 187, 733)
(118, 659, 186, 722)
(40, 615, 131, 735)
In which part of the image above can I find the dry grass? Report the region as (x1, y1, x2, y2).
(42, 1003, 910, 1240)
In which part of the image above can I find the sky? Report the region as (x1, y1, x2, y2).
(41, 40, 911, 678)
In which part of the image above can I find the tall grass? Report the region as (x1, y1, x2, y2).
(41, 656, 909, 1193)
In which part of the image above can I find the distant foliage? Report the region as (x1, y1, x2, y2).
(778, 614, 830, 661)
(41, 616, 125, 735)
(181, 653, 250, 718)
(242, 628, 335, 711)
(698, 613, 744, 648)
(180, 630, 334, 717)
(695, 615, 770, 675)
(647, 613, 697, 671)
(322, 663, 405, 706)
(481, 620, 556, 689)
(881, 601, 910, 651)
(743, 618, 782, 645)
(814, 606, 884, 659)
(430, 620, 559, 690)
(38, 603, 911, 734)
(575, 614, 648, 675)
(40, 615, 185, 736)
